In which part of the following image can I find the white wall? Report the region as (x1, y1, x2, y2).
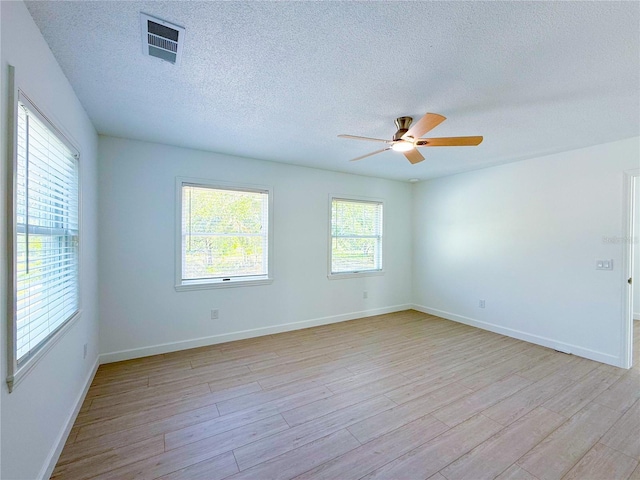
(0, 5, 635, 479)
(412, 137, 640, 367)
(0, 2, 99, 479)
(98, 136, 412, 359)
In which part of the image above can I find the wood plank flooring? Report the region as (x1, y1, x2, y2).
(53, 311, 640, 480)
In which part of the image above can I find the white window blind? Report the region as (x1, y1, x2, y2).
(181, 184, 269, 283)
(14, 96, 80, 366)
(331, 197, 383, 274)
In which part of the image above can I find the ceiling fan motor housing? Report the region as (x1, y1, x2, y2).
(393, 116, 413, 140)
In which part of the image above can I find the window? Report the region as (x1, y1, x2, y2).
(8, 91, 80, 391)
(177, 179, 272, 289)
(329, 196, 383, 276)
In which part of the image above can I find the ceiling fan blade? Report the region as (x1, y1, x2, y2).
(403, 149, 425, 164)
(338, 134, 390, 143)
(350, 147, 391, 162)
(403, 113, 446, 140)
(416, 136, 484, 147)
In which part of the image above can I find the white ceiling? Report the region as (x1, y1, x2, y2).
(25, 1, 639, 181)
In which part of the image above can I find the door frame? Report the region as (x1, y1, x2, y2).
(621, 169, 639, 369)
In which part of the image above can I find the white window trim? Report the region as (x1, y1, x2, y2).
(327, 193, 385, 280)
(175, 177, 274, 291)
(6, 66, 83, 392)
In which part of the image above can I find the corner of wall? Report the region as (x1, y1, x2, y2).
(411, 304, 624, 368)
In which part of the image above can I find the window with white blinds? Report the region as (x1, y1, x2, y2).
(12, 94, 80, 368)
(178, 180, 272, 288)
(330, 197, 383, 275)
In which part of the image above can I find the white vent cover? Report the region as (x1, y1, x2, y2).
(140, 13, 185, 65)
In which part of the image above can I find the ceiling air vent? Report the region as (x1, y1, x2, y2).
(140, 13, 185, 65)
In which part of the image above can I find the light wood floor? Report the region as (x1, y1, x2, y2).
(53, 311, 640, 480)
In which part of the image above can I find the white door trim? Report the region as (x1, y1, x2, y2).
(621, 169, 639, 369)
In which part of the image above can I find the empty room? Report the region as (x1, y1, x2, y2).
(1, 1, 640, 479)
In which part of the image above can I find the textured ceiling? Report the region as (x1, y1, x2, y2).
(25, 1, 640, 181)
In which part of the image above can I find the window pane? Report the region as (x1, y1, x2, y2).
(331, 198, 383, 274)
(332, 200, 381, 236)
(182, 185, 269, 281)
(183, 235, 266, 279)
(331, 237, 379, 272)
(14, 98, 79, 365)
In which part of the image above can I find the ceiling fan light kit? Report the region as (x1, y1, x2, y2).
(339, 113, 483, 164)
(391, 141, 414, 152)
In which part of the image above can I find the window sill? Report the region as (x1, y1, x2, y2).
(175, 277, 273, 291)
(327, 270, 385, 280)
(7, 310, 82, 393)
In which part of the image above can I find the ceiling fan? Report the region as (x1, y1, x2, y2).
(338, 113, 483, 164)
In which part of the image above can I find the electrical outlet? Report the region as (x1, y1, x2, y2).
(479, 300, 486, 308)
(83, 343, 87, 359)
(211, 309, 219, 320)
(363, 291, 368, 299)
(595, 259, 614, 270)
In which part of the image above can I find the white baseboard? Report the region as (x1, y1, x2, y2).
(634, 313, 640, 321)
(412, 304, 622, 368)
(100, 304, 412, 364)
(39, 356, 100, 480)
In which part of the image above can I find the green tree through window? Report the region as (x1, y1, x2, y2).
(181, 184, 269, 281)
